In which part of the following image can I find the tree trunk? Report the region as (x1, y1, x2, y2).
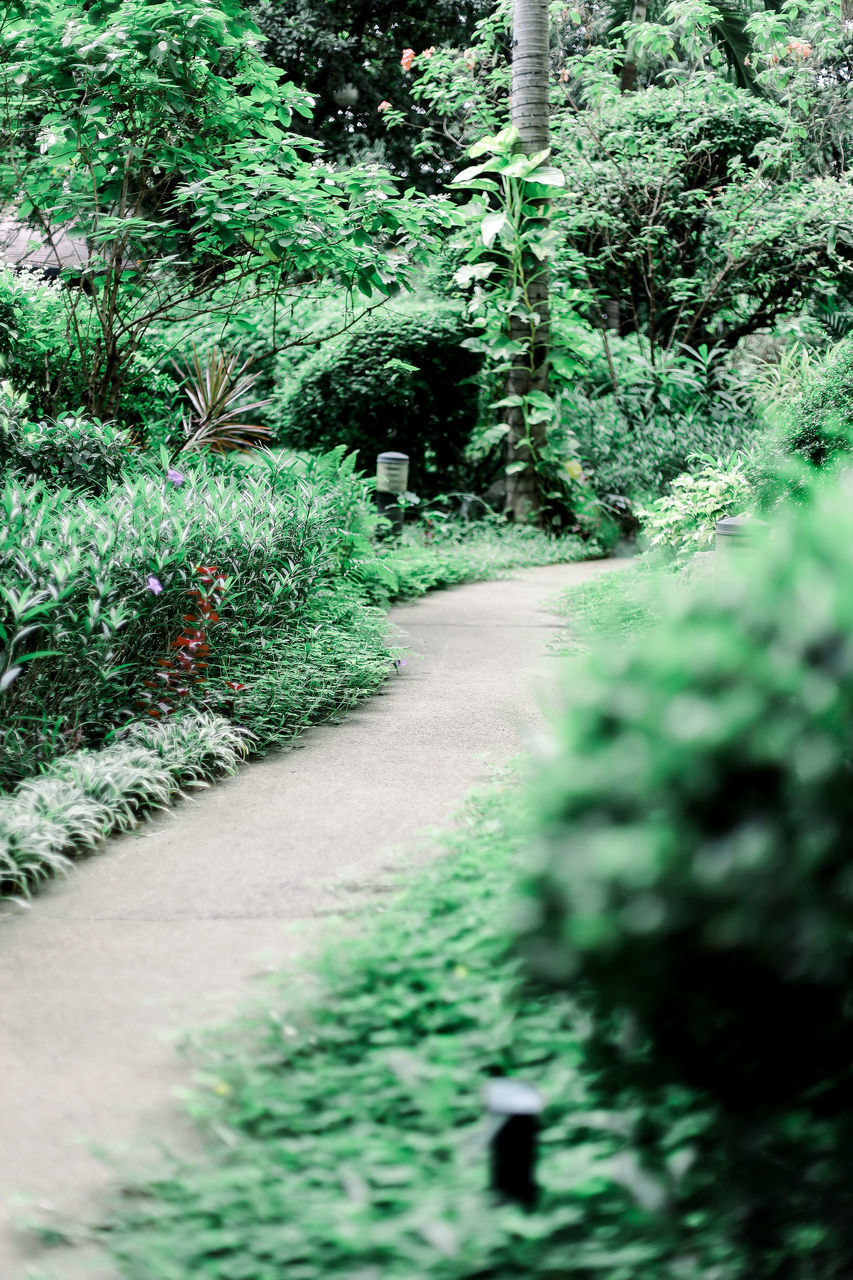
(505, 0, 551, 522)
(620, 2, 648, 94)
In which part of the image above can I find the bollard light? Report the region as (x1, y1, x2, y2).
(375, 451, 409, 536)
(376, 451, 409, 494)
(485, 1078, 543, 1208)
(715, 514, 769, 555)
(332, 83, 360, 108)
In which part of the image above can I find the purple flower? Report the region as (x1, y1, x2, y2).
(166, 468, 185, 486)
(146, 575, 163, 595)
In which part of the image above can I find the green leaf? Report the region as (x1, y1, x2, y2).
(452, 161, 497, 185)
(453, 262, 496, 286)
(481, 211, 509, 248)
(524, 166, 565, 188)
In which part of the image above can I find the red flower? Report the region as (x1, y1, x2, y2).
(401, 47, 415, 71)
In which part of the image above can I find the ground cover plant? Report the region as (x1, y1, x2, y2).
(0, 713, 250, 900)
(73, 775, 709, 1280)
(546, 559, 662, 656)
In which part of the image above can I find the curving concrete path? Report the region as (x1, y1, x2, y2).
(0, 558, 624, 1277)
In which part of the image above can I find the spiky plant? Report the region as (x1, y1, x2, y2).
(172, 347, 272, 461)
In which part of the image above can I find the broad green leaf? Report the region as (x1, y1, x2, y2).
(481, 210, 509, 248)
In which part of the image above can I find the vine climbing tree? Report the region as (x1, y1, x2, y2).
(503, 0, 552, 522)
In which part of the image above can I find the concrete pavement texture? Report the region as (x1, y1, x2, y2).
(0, 557, 625, 1277)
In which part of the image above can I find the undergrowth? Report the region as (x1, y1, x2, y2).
(367, 523, 592, 603)
(79, 776, 684, 1280)
(1, 445, 594, 896)
(547, 560, 662, 655)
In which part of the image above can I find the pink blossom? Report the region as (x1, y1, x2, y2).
(377, 100, 391, 113)
(401, 47, 415, 71)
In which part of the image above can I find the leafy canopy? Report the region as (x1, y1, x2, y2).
(0, 0, 456, 416)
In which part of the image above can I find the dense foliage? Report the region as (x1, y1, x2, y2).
(0, 399, 131, 496)
(784, 335, 853, 466)
(555, 75, 853, 355)
(519, 480, 853, 1274)
(248, 0, 493, 189)
(275, 303, 482, 493)
(0, 442, 387, 788)
(0, 0, 454, 419)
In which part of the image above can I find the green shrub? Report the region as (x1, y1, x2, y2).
(0, 447, 382, 787)
(0, 267, 180, 437)
(567, 390, 758, 502)
(0, 268, 89, 414)
(638, 452, 754, 562)
(784, 337, 853, 467)
(745, 340, 853, 511)
(518, 483, 853, 1273)
(0, 401, 132, 495)
(274, 302, 482, 495)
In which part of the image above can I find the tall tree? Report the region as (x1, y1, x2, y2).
(504, 0, 551, 521)
(0, 0, 452, 420)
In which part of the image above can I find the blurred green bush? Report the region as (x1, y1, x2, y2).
(518, 482, 853, 1272)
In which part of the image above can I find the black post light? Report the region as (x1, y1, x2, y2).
(485, 1078, 544, 1208)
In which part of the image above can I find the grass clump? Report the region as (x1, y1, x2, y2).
(0, 713, 250, 898)
(364, 520, 593, 604)
(547, 561, 662, 655)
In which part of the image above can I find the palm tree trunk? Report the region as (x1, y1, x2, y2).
(505, 0, 551, 522)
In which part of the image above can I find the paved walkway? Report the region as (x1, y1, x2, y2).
(0, 559, 623, 1277)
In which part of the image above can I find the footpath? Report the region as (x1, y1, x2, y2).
(0, 558, 623, 1278)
